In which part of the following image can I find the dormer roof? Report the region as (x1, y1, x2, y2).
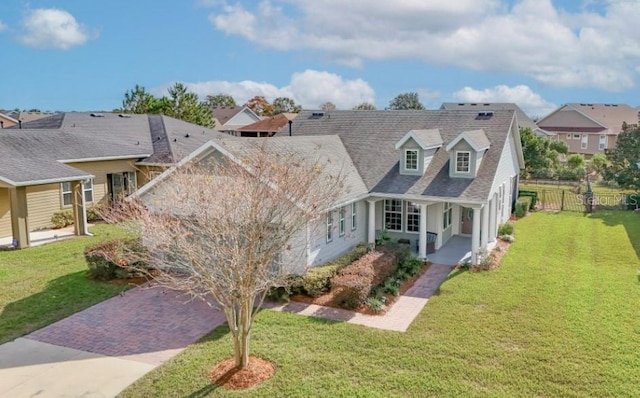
(445, 129, 490, 152)
(395, 129, 443, 150)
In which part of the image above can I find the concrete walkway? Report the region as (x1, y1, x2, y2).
(0, 224, 91, 248)
(0, 264, 453, 397)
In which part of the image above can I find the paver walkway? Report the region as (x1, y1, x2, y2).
(0, 263, 453, 397)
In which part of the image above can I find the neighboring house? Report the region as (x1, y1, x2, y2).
(235, 113, 298, 137)
(0, 112, 223, 248)
(440, 102, 554, 138)
(211, 106, 261, 135)
(138, 109, 524, 266)
(536, 103, 640, 156)
(0, 113, 19, 129)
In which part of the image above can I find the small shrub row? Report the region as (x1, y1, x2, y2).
(331, 249, 398, 309)
(51, 207, 103, 229)
(498, 222, 514, 236)
(518, 190, 538, 210)
(514, 197, 531, 218)
(370, 257, 425, 301)
(84, 238, 149, 280)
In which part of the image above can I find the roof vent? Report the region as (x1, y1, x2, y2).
(476, 111, 494, 120)
(118, 113, 132, 118)
(311, 111, 325, 117)
(90, 113, 104, 117)
(184, 133, 190, 138)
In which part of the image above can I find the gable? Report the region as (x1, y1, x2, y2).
(224, 108, 261, 128)
(538, 106, 604, 130)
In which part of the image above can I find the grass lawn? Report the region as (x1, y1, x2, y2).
(520, 182, 635, 195)
(121, 211, 640, 397)
(0, 224, 131, 344)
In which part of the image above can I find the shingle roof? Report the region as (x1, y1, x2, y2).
(237, 113, 298, 134)
(395, 129, 443, 150)
(282, 110, 516, 202)
(211, 106, 245, 126)
(441, 102, 537, 129)
(567, 103, 639, 132)
(446, 129, 491, 152)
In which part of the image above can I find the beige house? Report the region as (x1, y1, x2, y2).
(537, 103, 640, 156)
(0, 112, 223, 248)
(0, 113, 19, 129)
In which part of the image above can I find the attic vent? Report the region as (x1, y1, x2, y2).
(311, 111, 325, 117)
(476, 111, 494, 120)
(118, 113, 132, 118)
(90, 113, 104, 117)
(184, 133, 190, 138)
(483, 103, 491, 106)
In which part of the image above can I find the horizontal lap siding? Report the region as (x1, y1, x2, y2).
(0, 188, 11, 237)
(26, 184, 62, 230)
(66, 160, 138, 205)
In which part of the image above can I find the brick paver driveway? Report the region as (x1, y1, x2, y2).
(26, 285, 226, 365)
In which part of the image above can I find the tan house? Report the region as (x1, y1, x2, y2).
(235, 113, 298, 137)
(536, 103, 640, 156)
(0, 112, 223, 248)
(211, 106, 261, 135)
(0, 113, 19, 129)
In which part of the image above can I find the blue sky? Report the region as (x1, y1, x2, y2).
(1, 0, 638, 118)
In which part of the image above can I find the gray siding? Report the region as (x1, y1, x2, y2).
(398, 138, 423, 176)
(491, 127, 520, 224)
(449, 140, 478, 178)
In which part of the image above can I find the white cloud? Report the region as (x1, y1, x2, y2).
(452, 84, 557, 118)
(20, 8, 93, 50)
(156, 69, 375, 110)
(0, 20, 7, 32)
(208, 0, 640, 91)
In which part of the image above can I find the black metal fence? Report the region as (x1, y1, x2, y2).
(534, 190, 630, 212)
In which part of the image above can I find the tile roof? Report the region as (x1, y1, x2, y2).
(281, 110, 517, 202)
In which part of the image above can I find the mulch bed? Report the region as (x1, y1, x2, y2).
(209, 356, 275, 390)
(290, 262, 431, 316)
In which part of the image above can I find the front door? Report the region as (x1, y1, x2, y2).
(460, 207, 473, 235)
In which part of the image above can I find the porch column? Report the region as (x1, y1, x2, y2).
(481, 203, 489, 249)
(471, 206, 481, 265)
(489, 194, 497, 243)
(71, 181, 88, 236)
(367, 200, 377, 245)
(9, 187, 30, 249)
(418, 203, 427, 259)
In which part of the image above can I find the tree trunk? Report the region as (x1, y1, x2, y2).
(231, 299, 253, 369)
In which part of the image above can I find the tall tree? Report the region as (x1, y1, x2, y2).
(104, 142, 342, 374)
(352, 102, 376, 110)
(320, 101, 336, 111)
(604, 124, 640, 190)
(116, 85, 162, 114)
(272, 97, 302, 115)
(206, 93, 237, 108)
(520, 128, 563, 179)
(246, 95, 273, 116)
(388, 92, 425, 110)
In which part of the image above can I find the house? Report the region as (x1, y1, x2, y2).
(536, 103, 640, 156)
(0, 113, 19, 129)
(235, 113, 298, 137)
(211, 106, 261, 135)
(440, 102, 554, 138)
(137, 109, 524, 266)
(0, 112, 223, 248)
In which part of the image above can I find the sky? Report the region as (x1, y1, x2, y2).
(1, 0, 639, 119)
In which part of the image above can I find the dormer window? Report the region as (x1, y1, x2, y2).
(405, 149, 418, 171)
(455, 151, 470, 173)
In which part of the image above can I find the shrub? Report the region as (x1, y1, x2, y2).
(379, 241, 411, 267)
(518, 190, 538, 210)
(400, 258, 423, 276)
(86, 206, 103, 222)
(498, 222, 514, 236)
(381, 277, 401, 296)
(51, 210, 74, 229)
(84, 238, 149, 280)
(331, 249, 398, 309)
(297, 243, 369, 297)
(365, 296, 385, 313)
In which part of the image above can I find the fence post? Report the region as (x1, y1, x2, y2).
(561, 190, 565, 211)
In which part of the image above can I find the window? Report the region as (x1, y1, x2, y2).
(406, 202, 420, 233)
(384, 199, 403, 231)
(581, 134, 588, 149)
(108, 171, 136, 202)
(61, 179, 94, 206)
(573, 134, 580, 140)
(351, 202, 357, 231)
(567, 134, 571, 140)
(405, 149, 418, 171)
(455, 151, 470, 173)
(326, 212, 333, 243)
(443, 202, 452, 229)
(599, 135, 607, 150)
(339, 207, 345, 237)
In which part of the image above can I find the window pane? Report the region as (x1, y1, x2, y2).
(63, 193, 72, 206)
(405, 150, 418, 170)
(456, 152, 470, 173)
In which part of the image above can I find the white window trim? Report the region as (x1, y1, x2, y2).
(404, 149, 419, 171)
(599, 135, 607, 150)
(384, 199, 403, 232)
(61, 179, 94, 207)
(443, 202, 452, 230)
(339, 207, 346, 237)
(573, 134, 581, 140)
(351, 202, 357, 231)
(326, 212, 333, 243)
(581, 134, 588, 149)
(455, 151, 471, 173)
(405, 202, 420, 234)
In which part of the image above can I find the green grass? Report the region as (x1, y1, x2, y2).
(0, 224, 131, 344)
(120, 211, 640, 397)
(520, 182, 635, 195)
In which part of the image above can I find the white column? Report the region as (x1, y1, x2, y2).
(435, 203, 443, 249)
(471, 207, 481, 265)
(489, 194, 497, 243)
(481, 203, 489, 249)
(367, 200, 377, 245)
(418, 203, 427, 258)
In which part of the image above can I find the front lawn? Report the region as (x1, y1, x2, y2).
(121, 211, 640, 397)
(0, 224, 131, 344)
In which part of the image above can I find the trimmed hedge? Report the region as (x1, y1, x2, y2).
(498, 222, 515, 236)
(515, 197, 531, 218)
(518, 190, 538, 210)
(297, 243, 370, 297)
(51, 210, 74, 229)
(331, 249, 398, 309)
(84, 238, 149, 280)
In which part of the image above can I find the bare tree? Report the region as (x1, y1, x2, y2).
(105, 141, 343, 369)
(321, 101, 336, 111)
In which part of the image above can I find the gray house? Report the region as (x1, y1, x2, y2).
(137, 109, 524, 266)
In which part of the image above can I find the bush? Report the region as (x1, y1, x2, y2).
(514, 202, 527, 218)
(296, 243, 370, 297)
(331, 249, 398, 309)
(365, 296, 385, 313)
(627, 193, 640, 210)
(86, 206, 103, 222)
(498, 222, 514, 236)
(518, 190, 538, 210)
(51, 210, 74, 229)
(84, 238, 149, 280)
(378, 241, 411, 267)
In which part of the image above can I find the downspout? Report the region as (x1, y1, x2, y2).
(288, 120, 293, 137)
(81, 179, 93, 236)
